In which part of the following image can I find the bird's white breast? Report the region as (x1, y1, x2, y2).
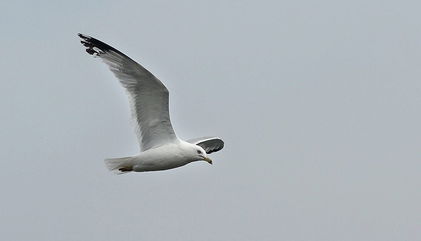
(131, 142, 196, 172)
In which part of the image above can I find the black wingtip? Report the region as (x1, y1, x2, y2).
(77, 33, 109, 56)
(78, 33, 90, 42)
(77, 33, 124, 57)
(78, 33, 99, 56)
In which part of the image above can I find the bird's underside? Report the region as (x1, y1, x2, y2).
(78, 33, 224, 173)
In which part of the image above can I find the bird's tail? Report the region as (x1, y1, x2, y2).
(104, 156, 135, 174)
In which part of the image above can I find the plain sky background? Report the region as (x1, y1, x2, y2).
(1, 0, 420, 240)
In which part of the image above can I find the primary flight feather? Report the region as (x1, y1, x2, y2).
(78, 33, 224, 173)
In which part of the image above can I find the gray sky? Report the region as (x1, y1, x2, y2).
(1, 0, 420, 240)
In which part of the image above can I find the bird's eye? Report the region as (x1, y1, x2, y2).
(197, 150, 202, 154)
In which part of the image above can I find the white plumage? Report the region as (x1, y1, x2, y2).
(78, 34, 224, 173)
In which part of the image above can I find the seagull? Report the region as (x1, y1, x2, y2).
(78, 34, 224, 173)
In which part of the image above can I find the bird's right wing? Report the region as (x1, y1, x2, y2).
(187, 137, 224, 154)
(78, 34, 178, 151)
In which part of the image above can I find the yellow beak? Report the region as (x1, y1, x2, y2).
(203, 156, 213, 165)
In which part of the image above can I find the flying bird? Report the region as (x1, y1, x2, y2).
(78, 34, 224, 173)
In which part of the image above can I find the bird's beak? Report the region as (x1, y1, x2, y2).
(203, 156, 213, 165)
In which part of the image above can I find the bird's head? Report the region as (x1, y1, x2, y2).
(194, 146, 212, 164)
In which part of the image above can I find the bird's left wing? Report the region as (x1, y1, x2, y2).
(187, 137, 224, 154)
(78, 34, 178, 151)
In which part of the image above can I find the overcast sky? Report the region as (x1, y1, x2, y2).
(1, 0, 420, 240)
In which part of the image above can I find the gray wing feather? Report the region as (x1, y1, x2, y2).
(78, 34, 178, 151)
(187, 137, 224, 154)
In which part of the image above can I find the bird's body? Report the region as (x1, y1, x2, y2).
(78, 34, 224, 173)
(107, 141, 204, 172)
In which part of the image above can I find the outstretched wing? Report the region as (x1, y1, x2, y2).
(78, 34, 178, 151)
(187, 137, 224, 154)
